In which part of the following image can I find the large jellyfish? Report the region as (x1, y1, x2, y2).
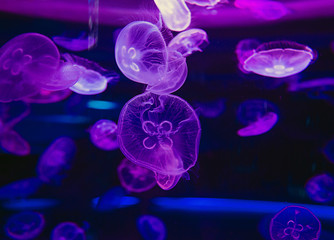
(51, 222, 85, 240)
(118, 92, 201, 175)
(0, 33, 60, 102)
(270, 206, 321, 240)
(137, 215, 166, 240)
(90, 119, 118, 151)
(155, 172, 183, 190)
(305, 173, 334, 203)
(117, 158, 156, 193)
(236, 40, 315, 78)
(5, 211, 45, 240)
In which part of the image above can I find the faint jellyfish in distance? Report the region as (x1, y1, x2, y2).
(305, 173, 334, 203)
(51, 222, 85, 240)
(0, 177, 42, 200)
(137, 215, 166, 240)
(90, 119, 118, 151)
(270, 205, 321, 240)
(185, 0, 228, 8)
(23, 89, 72, 104)
(323, 138, 334, 164)
(193, 98, 225, 118)
(5, 211, 45, 240)
(53, 32, 97, 52)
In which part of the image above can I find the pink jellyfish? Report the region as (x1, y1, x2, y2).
(90, 119, 118, 151)
(185, 0, 227, 8)
(155, 172, 183, 190)
(305, 173, 334, 203)
(52, 222, 86, 240)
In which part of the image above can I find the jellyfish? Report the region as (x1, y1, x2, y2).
(323, 138, 334, 164)
(90, 119, 118, 151)
(305, 173, 334, 203)
(0, 33, 60, 102)
(51, 222, 85, 240)
(118, 92, 201, 175)
(168, 28, 209, 57)
(237, 112, 278, 137)
(155, 172, 182, 190)
(92, 187, 130, 211)
(185, 0, 227, 8)
(288, 78, 334, 92)
(0, 177, 42, 200)
(236, 40, 315, 78)
(37, 137, 76, 184)
(154, 0, 191, 31)
(53, 32, 97, 52)
(23, 89, 72, 104)
(270, 206, 321, 240)
(117, 158, 156, 193)
(137, 215, 166, 240)
(5, 211, 45, 240)
(193, 98, 225, 118)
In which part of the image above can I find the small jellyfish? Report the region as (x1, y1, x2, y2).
(168, 28, 209, 57)
(118, 92, 201, 175)
(185, 0, 227, 8)
(0, 129, 31, 156)
(92, 187, 130, 211)
(288, 78, 334, 92)
(305, 173, 334, 203)
(51, 222, 85, 240)
(0, 177, 42, 200)
(237, 112, 278, 137)
(154, 0, 191, 31)
(236, 40, 315, 78)
(23, 89, 72, 104)
(90, 119, 118, 151)
(137, 215, 166, 240)
(193, 98, 225, 118)
(0, 33, 60, 102)
(270, 206, 321, 240)
(5, 211, 45, 240)
(117, 158, 156, 193)
(53, 32, 97, 52)
(37, 137, 76, 184)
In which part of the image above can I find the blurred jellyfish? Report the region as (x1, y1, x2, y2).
(185, 0, 227, 8)
(0, 177, 42, 200)
(90, 119, 118, 151)
(5, 211, 45, 240)
(0, 33, 60, 102)
(155, 172, 183, 190)
(23, 89, 72, 104)
(270, 206, 321, 240)
(305, 173, 334, 203)
(193, 98, 225, 118)
(168, 29, 209, 57)
(137, 215, 166, 240)
(236, 40, 315, 78)
(288, 78, 334, 92)
(236, 99, 278, 137)
(323, 138, 334, 164)
(235, 39, 261, 70)
(53, 32, 97, 52)
(154, 0, 191, 31)
(51, 222, 85, 240)
(117, 158, 156, 193)
(37, 137, 76, 184)
(118, 92, 201, 175)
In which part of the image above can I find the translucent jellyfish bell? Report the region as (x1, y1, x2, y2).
(155, 172, 182, 190)
(0, 177, 42, 200)
(117, 158, 156, 193)
(23, 89, 72, 104)
(238, 40, 315, 78)
(0, 33, 60, 102)
(115, 21, 168, 85)
(305, 173, 334, 203)
(137, 215, 166, 240)
(0, 129, 31, 156)
(270, 206, 321, 240)
(90, 119, 118, 151)
(185, 0, 227, 8)
(118, 92, 201, 175)
(51, 222, 85, 240)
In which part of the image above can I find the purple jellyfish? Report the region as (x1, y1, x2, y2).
(53, 32, 96, 52)
(288, 78, 334, 92)
(5, 211, 45, 240)
(0, 33, 60, 102)
(236, 99, 278, 137)
(117, 158, 156, 193)
(236, 40, 315, 78)
(193, 98, 225, 118)
(270, 206, 321, 240)
(118, 92, 201, 175)
(305, 173, 334, 203)
(90, 119, 118, 151)
(51, 222, 85, 240)
(23, 89, 72, 104)
(137, 215, 166, 240)
(37, 137, 76, 184)
(185, 0, 227, 8)
(168, 28, 209, 57)
(323, 138, 334, 164)
(0, 177, 42, 200)
(155, 172, 182, 190)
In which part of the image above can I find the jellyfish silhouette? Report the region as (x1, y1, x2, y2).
(90, 119, 118, 151)
(5, 211, 45, 240)
(23, 89, 72, 104)
(0, 177, 42, 200)
(118, 92, 201, 175)
(323, 138, 334, 164)
(305, 173, 334, 203)
(117, 158, 156, 193)
(236, 40, 315, 78)
(51, 222, 85, 240)
(0, 33, 60, 102)
(137, 215, 166, 240)
(270, 206, 321, 240)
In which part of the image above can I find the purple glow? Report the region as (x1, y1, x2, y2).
(185, 0, 227, 8)
(52, 222, 85, 240)
(5, 211, 45, 240)
(37, 137, 76, 184)
(168, 29, 209, 57)
(237, 40, 315, 78)
(288, 78, 334, 92)
(323, 138, 334, 164)
(305, 173, 334, 203)
(117, 158, 156, 193)
(270, 206, 321, 240)
(0, 33, 60, 102)
(237, 112, 278, 137)
(0, 177, 42, 200)
(23, 89, 72, 104)
(155, 172, 182, 190)
(90, 119, 118, 151)
(137, 215, 166, 240)
(118, 92, 201, 175)
(0, 129, 30, 156)
(194, 98, 225, 118)
(235, 39, 261, 68)
(53, 33, 96, 52)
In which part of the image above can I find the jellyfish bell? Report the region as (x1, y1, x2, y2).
(0, 129, 31, 156)
(235, 39, 261, 71)
(137, 215, 166, 240)
(23, 88, 72, 104)
(155, 172, 183, 190)
(51, 222, 85, 240)
(0, 177, 42, 200)
(237, 112, 278, 137)
(53, 32, 96, 52)
(90, 119, 118, 151)
(305, 173, 334, 203)
(185, 0, 227, 8)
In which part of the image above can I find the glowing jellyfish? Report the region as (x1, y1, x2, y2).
(90, 119, 118, 151)
(270, 206, 321, 240)
(53, 32, 97, 52)
(0, 177, 42, 200)
(137, 215, 166, 240)
(117, 158, 156, 193)
(288, 78, 334, 92)
(237, 40, 315, 78)
(37, 137, 76, 184)
(305, 173, 334, 203)
(193, 98, 225, 118)
(92, 187, 130, 211)
(185, 0, 227, 8)
(154, 0, 191, 31)
(0, 33, 60, 102)
(0, 129, 31, 156)
(155, 172, 182, 190)
(168, 29, 209, 57)
(5, 211, 45, 240)
(51, 222, 85, 240)
(23, 89, 72, 104)
(118, 92, 201, 175)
